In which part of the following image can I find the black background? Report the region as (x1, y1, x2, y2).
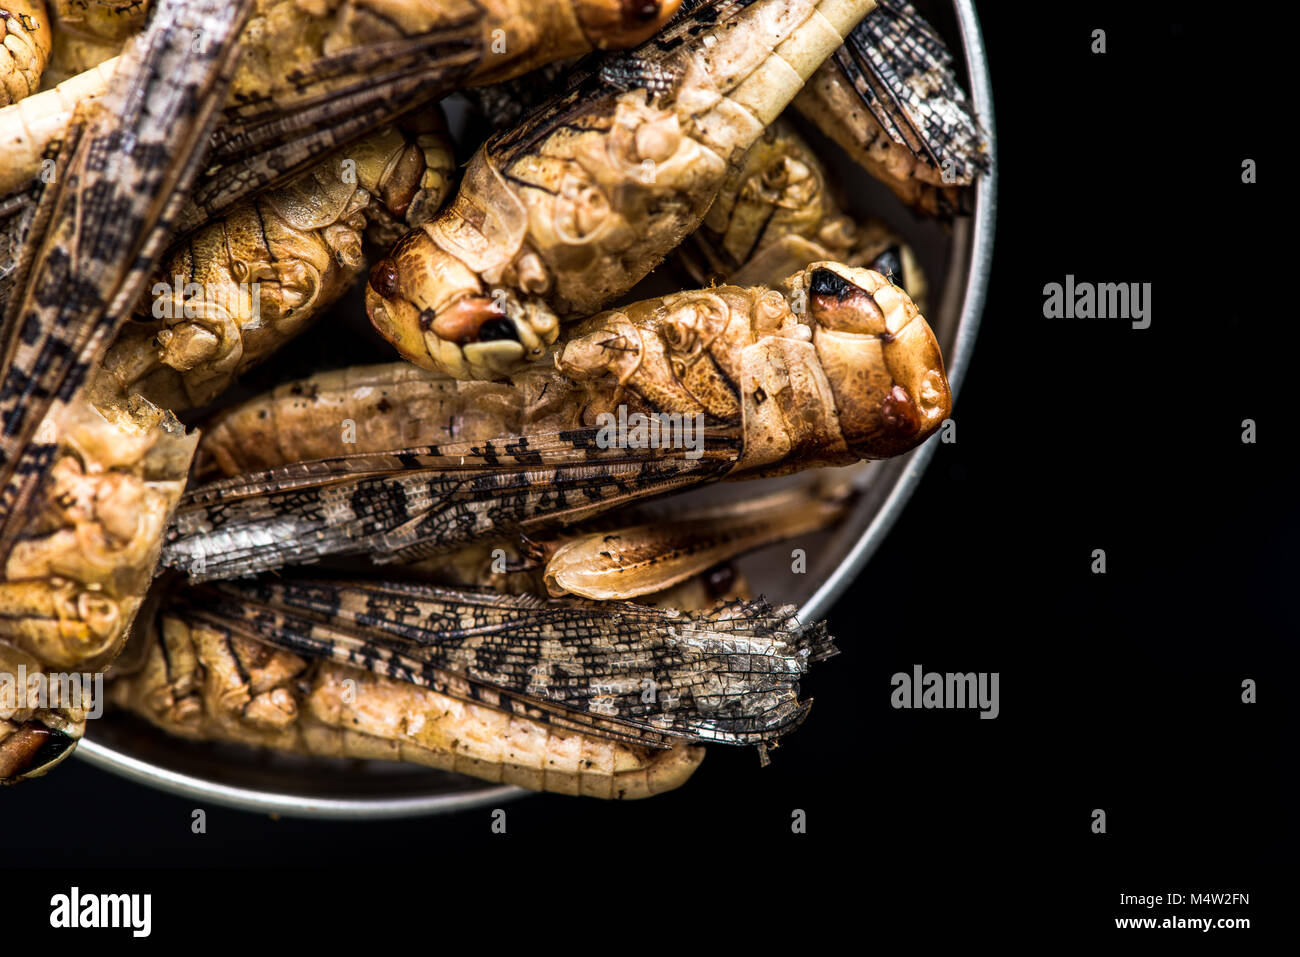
(1, 0, 1291, 941)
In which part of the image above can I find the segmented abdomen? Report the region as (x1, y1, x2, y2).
(108, 611, 705, 799)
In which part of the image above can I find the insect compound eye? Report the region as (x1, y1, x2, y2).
(809, 267, 852, 300)
(870, 246, 905, 290)
(622, 0, 664, 26)
(808, 267, 885, 335)
(704, 564, 737, 601)
(368, 258, 400, 299)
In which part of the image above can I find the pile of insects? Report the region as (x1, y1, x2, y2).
(0, 0, 986, 798)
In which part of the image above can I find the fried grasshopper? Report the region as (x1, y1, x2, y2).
(0, 391, 194, 781)
(365, 0, 879, 379)
(793, 0, 989, 216)
(0, 0, 50, 105)
(191, 0, 688, 229)
(465, 1, 988, 221)
(0, 0, 250, 532)
(165, 260, 951, 581)
(194, 367, 851, 600)
(93, 115, 457, 412)
(39, 0, 685, 101)
(676, 116, 927, 312)
(150, 392, 850, 795)
(0, 0, 253, 782)
(106, 564, 789, 799)
(0, 0, 688, 278)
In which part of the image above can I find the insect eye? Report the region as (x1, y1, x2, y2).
(368, 259, 400, 299)
(808, 268, 885, 335)
(622, 0, 663, 26)
(870, 246, 905, 290)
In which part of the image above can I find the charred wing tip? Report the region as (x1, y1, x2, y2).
(798, 620, 839, 663)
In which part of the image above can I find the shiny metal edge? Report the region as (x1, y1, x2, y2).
(76, 0, 997, 818)
(76, 738, 526, 819)
(801, 0, 996, 624)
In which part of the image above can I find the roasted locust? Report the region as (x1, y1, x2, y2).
(0, 0, 985, 798)
(366, 0, 879, 379)
(165, 261, 950, 581)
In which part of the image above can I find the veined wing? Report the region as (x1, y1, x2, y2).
(180, 18, 483, 232)
(187, 1, 742, 231)
(163, 425, 745, 582)
(488, 0, 754, 167)
(184, 575, 837, 748)
(833, 0, 988, 182)
(0, 0, 255, 558)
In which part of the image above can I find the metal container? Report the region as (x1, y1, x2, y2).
(76, 0, 997, 818)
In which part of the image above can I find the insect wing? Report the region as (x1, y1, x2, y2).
(488, 0, 753, 166)
(182, 18, 483, 231)
(833, 0, 989, 181)
(192, 576, 837, 748)
(164, 425, 744, 582)
(0, 0, 256, 557)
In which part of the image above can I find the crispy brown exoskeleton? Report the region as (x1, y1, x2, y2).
(93, 117, 457, 412)
(0, 1, 685, 258)
(113, 490, 833, 797)
(196, 374, 848, 600)
(793, 0, 989, 216)
(0, 0, 51, 106)
(164, 261, 949, 581)
(366, 0, 878, 379)
(108, 610, 706, 799)
(0, 0, 250, 547)
(41, 0, 143, 87)
(677, 117, 928, 312)
(0, 0, 247, 782)
(0, 393, 195, 781)
(191, 0, 685, 229)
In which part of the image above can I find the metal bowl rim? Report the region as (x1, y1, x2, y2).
(76, 0, 997, 818)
